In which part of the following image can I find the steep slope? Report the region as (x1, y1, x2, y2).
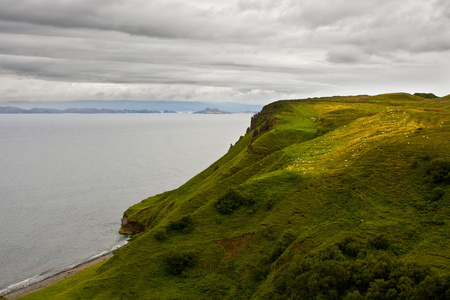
(22, 93, 449, 299)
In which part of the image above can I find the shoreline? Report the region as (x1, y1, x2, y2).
(2, 252, 113, 300)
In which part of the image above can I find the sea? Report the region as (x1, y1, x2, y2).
(0, 113, 253, 294)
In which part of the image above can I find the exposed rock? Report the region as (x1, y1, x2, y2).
(120, 216, 145, 234)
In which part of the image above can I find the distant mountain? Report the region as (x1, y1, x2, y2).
(0, 100, 262, 113)
(0, 106, 28, 113)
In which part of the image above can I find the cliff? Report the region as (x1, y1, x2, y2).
(22, 93, 449, 299)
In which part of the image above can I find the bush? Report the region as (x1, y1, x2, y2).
(346, 242, 362, 257)
(216, 189, 251, 214)
(338, 237, 362, 257)
(317, 245, 345, 261)
(413, 274, 450, 300)
(270, 249, 439, 300)
(344, 290, 364, 300)
(251, 265, 269, 281)
(168, 215, 194, 233)
(427, 159, 450, 184)
(164, 251, 198, 275)
(369, 234, 391, 250)
(429, 187, 445, 202)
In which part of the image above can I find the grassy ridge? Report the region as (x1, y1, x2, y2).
(21, 93, 449, 299)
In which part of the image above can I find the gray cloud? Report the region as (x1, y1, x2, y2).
(0, 0, 448, 103)
(327, 46, 367, 64)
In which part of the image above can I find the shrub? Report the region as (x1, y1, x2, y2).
(429, 187, 445, 202)
(338, 237, 362, 257)
(369, 234, 391, 250)
(344, 290, 364, 300)
(346, 242, 362, 257)
(216, 189, 250, 214)
(270, 250, 440, 300)
(317, 245, 345, 261)
(426, 159, 450, 184)
(251, 266, 269, 281)
(164, 251, 198, 275)
(413, 274, 450, 300)
(168, 215, 194, 233)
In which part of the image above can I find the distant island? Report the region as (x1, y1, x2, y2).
(0, 100, 263, 114)
(0, 106, 257, 114)
(0, 106, 258, 114)
(193, 107, 231, 114)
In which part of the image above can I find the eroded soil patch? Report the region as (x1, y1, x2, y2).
(216, 233, 254, 259)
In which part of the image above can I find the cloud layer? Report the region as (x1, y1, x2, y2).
(0, 0, 448, 103)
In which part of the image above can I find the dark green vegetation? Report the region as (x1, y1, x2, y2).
(21, 93, 449, 299)
(216, 189, 254, 214)
(414, 93, 439, 99)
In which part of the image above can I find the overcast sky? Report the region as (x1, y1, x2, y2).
(0, 0, 449, 104)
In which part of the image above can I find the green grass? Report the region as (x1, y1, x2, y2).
(21, 93, 450, 299)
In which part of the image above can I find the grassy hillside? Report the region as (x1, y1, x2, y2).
(21, 93, 449, 299)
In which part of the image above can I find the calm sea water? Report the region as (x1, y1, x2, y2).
(0, 113, 252, 293)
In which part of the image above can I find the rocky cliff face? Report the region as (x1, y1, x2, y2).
(120, 217, 145, 234)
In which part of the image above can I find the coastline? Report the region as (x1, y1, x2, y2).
(2, 252, 113, 300)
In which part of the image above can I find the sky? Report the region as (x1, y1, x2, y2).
(0, 0, 449, 105)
